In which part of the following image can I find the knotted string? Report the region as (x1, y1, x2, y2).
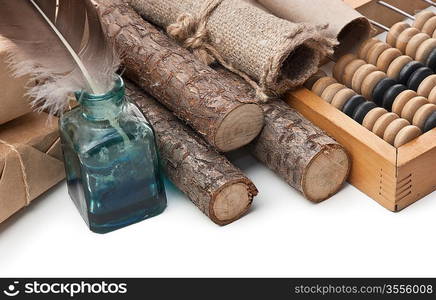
(167, 0, 269, 102)
(0, 139, 31, 206)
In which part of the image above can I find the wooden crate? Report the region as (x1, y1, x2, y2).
(286, 1, 435, 211)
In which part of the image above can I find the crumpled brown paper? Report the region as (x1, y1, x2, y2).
(256, 0, 372, 59)
(0, 112, 65, 224)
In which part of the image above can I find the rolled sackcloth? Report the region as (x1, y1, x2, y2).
(129, 0, 337, 99)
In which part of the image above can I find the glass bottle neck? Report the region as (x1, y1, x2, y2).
(76, 76, 125, 121)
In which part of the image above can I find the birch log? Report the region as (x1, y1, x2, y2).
(126, 82, 258, 225)
(95, 0, 264, 152)
(215, 67, 351, 202)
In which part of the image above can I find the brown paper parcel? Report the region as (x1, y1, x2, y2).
(0, 112, 65, 224)
(0, 49, 32, 125)
(256, 0, 372, 58)
(129, 0, 336, 97)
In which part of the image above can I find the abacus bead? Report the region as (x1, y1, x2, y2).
(387, 22, 409, 46)
(342, 95, 366, 117)
(413, 103, 436, 129)
(372, 77, 397, 106)
(304, 70, 327, 90)
(367, 42, 390, 65)
(333, 54, 356, 82)
(376, 48, 402, 72)
(321, 83, 346, 103)
(415, 38, 436, 63)
(407, 67, 434, 91)
(428, 86, 436, 104)
(373, 112, 399, 138)
(413, 11, 435, 30)
(358, 38, 379, 59)
(396, 27, 421, 54)
(353, 101, 378, 124)
(398, 61, 425, 85)
(421, 16, 436, 36)
(361, 71, 386, 100)
(312, 77, 337, 96)
(387, 55, 413, 80)
(343, 59, 366, 87)
(406, 33, 430, 59)
(401, 96, 428, 122)
(425, 48, 436, 71)
(331, 88, 356, 110)
(423, 111, 436, 132)
(352, 64, 378, 94)
(383, 118, 410, 145)
(363, 107, 388, 131)
(392, 90, 418, 115)
(382, 84, 408, 111)
(417, 74, 436, 98)
(394, 125, 422, 147)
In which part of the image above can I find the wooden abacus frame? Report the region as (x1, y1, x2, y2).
(346, 0, 430, 34)
(286, 0, 436, 211)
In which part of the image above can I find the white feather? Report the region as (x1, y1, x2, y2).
(0, 0, 120, 115)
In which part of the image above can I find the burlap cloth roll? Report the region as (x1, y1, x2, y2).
(256, 0, 372, 59)
(129, 0, 336, 98)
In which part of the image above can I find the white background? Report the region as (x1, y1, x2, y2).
(0, 8, 436, 279)
(0, 148, 435, 277)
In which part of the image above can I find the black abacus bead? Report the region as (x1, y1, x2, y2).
(423, 111, 436, 132)
(342, 95, 366, 117)
(382, 84, 408, 111)
(407, 66, 434, 91)
(426, 48, 436, 72)
(352, 101, 378, 124)
(372, 77, 397, 106)
(399, 61, 425, 85)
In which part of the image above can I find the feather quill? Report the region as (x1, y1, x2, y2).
(0, 0, 119, 115)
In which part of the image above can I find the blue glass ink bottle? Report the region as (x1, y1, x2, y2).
(59, 75, 167, 233)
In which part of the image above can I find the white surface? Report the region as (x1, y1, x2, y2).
(2, 5, 436, 280)
(0, 148, 435, 278)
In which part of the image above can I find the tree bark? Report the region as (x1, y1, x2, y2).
(214, 67, 351, 202)
(125, 81, 258, 225)
(95, 0, 264, 152)
(95, 0, 350, 202)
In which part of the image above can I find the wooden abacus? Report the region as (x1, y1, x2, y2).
(286, 0, 436, 211)
(332, 54, 436, 132)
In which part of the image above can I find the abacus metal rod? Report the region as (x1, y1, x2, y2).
(421, 0, 435, 7)
(369, 19, 389, 32)
(377, 1, 416, 20)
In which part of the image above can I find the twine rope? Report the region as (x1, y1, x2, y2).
(166, 0, 269, 102)
(0, 139, 31, 206)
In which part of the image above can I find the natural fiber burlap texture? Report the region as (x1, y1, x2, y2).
(129, 0, 336, 96)
(256, 0, 372, 59)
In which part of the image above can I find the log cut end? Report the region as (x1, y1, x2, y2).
(211, 182, 256, 225)
(215, 104, 264, 152)
(303, 144, 350, 202)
